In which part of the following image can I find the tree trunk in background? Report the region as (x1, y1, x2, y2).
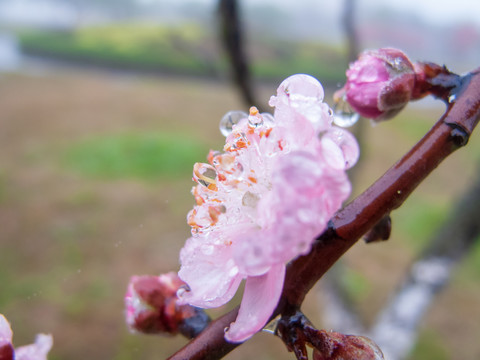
(369, 168, 480, 360)
(218, 0, 261, 110)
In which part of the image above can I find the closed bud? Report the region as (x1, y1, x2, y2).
(125, 273, 209, 338)
(337, 48, 415, 121)
(313, 331, 384, 360)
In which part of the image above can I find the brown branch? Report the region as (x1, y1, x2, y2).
(168, 68, 480, 360)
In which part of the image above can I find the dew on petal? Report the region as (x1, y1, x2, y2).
(220, 111, 248, 137)
(322, 128, 360, 170)
(242, 191, 260, 208)
(333, 96, 360, 127)
(180, 74, 357, 342)
(248, 106, 263, 128)
(261, 112, 275, 126)
(262, 314, 281, 334)
(277, 74, 325, 104)
(193, 163, 217, 189)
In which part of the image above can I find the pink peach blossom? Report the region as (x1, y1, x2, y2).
(178, 74, 358, 342)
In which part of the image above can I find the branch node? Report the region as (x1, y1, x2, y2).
(448, 124, 470, 148)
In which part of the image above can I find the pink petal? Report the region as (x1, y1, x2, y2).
(0, 315, 13, 344)
(321, 128, 360, 170)
(15, 334, 53, 360)
(178, 236, 242, 308)
(225, 263, 286, 343)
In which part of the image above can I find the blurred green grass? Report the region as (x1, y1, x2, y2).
(62, 132, 208, 181)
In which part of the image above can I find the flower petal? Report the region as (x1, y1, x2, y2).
(225, 263, 286, 343)
(178, 236, 242, 308)
(0, 314, 13, 344)
(15, 334, 53, 360)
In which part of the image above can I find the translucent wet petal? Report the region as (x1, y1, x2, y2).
(178, 236, 243, 308)
(321, 128, 360, 170)
(178, 74, 358, 342)
(225, 263, 286, 343)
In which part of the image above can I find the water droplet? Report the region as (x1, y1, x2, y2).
(219, 110, 248, 136)
(277, 74, 325, 103)
(248, 106, 263, 128)
(262, 314, 281, 334)
(333, 96, 360, 127)
(322, 128, 360, 170)
(242, 191, 260, 208)
(261, 112, 275, 126)
(177, 284, 191, 297)
(193, 163, 217, 189)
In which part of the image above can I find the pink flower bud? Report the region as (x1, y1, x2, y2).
(124, 273, 209, 337)
(338, 48, 415, 121)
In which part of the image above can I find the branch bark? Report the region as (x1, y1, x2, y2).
(168, 68, 480, 360)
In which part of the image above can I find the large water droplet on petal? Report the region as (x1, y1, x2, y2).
(333, 96, 360, 127)
(321, 128, 360, 170)
(277, 74, 325, 103)
(219, 111, 248, 137)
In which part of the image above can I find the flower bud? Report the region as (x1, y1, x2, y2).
(312, 331, 384, 360)
(337, 48, 415, 121)
(124, 273, 209, 338)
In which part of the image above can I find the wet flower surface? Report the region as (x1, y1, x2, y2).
(178, 74, 359, 342)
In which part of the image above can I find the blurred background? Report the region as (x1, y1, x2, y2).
(1, 0, 480, 359)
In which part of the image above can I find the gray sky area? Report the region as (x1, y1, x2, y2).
(179, 0, 480, 27)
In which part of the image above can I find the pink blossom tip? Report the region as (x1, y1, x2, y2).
(0, 314, 53, 360)
(338, 48, 415, 121)
(178, 74, 358, 342)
